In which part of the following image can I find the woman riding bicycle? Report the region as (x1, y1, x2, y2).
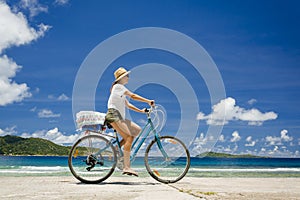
(105, 67, 155, 177)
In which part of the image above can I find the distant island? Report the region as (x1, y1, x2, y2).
(196, 151, 264, 158)
(0, 135, 69, 156)
(1, 135, 264, 158)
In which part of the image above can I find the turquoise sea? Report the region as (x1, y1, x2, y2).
(0, 156, 300, 177)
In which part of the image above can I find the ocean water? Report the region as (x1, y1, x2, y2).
(0, 155, 300, 177)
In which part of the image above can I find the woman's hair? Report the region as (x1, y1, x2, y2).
(110, 81, 118, 93)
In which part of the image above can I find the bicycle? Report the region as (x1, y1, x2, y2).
(68, 105, 190, 184)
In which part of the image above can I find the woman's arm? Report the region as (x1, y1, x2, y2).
(125, 99, 145, 113)
(124, 90, 154, 106)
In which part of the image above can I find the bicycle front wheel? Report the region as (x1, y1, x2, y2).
(145, 136, 190, 184)
(68, 134, 117, 184)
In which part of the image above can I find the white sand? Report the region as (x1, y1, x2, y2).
(0, 176, 299, 200)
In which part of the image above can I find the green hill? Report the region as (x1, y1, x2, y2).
(0, 135, 70, 156)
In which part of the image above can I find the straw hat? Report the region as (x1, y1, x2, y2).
(114, 67, 131, 82)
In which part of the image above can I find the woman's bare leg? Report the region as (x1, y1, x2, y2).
(116, 120, 141, 149)
(125, 119, 142, 137)
(110, 120, 138, 176)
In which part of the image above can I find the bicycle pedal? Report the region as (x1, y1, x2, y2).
(97, 161, 104, 166)
(86, 167, 92, 171)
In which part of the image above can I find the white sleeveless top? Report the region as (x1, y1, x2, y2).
(107, 84, 128, 119)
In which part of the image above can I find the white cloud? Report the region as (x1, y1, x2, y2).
(48, 94, 55, 99)
(48, 93, 70, 101)
(30, 106, 37, 112)
(0, 126, 80, 145)
(19, 0, 48, 17)
(266, 147, 297, 157)
(0, 1, 50, 53)
(0, 55, 32, 106)
(265, 135, 281, 146)
(247, 98, 257, 105)
(247, 141, 256, 147)
(194, 133, 207, 146)
(190, 133, 218, 155)
(266, 148, 277, 156)
(0, 126, 17, 136)
(219, 134, 225, 142)
(230, 131, 241, 142)
(54, 0, 69, 6)
(280, 129, 293, 142)
(245, 136, 256, 147)
(38, 109, 61, 118)
(57, 93, 69, 101)
(197, 97, 278, 126)
(246, 136, 252, 142)
(265, 129, 293, 146)
(213, 143, 240, 154)
(0, 2, 50, 106)
(21, 127, 80, 145)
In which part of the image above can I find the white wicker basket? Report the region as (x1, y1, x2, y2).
(76, 111, 106, 130)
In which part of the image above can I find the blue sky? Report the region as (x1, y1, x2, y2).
(0, 0, 299, 157)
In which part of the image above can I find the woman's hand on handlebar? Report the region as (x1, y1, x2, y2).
(143, 108, 149, 113)
(148, 100, 155, 107)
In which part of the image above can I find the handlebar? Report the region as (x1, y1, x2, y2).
(144, 106, 155, 118)
(143, 104, 166, 132)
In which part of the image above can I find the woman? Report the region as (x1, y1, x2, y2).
(105, 67, 155, 177)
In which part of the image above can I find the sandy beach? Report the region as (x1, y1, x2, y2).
(0, 176, 299, 200)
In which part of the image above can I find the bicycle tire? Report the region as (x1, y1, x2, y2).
(144, 136, 190, 184)
(68, 134, 117, 184)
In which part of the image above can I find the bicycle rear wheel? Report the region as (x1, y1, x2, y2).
(68, 134, 117, 184)
(145, 136, 190, 184)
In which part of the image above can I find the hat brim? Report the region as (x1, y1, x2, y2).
(115, 71, 131, 82)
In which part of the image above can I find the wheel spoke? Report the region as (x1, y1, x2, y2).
(68, 134, 117, 184)
(145, 136, 190, 183)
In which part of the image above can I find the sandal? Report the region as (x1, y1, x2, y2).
(122, 169, 138, 177)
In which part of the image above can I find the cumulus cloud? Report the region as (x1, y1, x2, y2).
(38, 109, 61, 118)
(21, 127, 80, 144)
(18, 0, 48, 17)
(0, 55, 32, 106)
(245, 136, 256, 147)
(48, 93, 70, 101)
(197, 97, 278, 126)
(193, 133, 207, 146)
(0, 126, 79, 145)
(0, 2, 50, 53)
(219, 134, 225, 142)
(265, 136, 281, 146)
(230, 131, 241, 142)
(0, 126, 17, 136)
(57, 93, 69, 101)
(280, 129, 293, 142)
(189, 133, 217, 155)
(0, 1, 50, 106)
(265, 129, 293, 146)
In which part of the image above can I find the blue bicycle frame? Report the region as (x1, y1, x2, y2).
(129, 114, 169, 160)
(95, 111, 169, 162)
